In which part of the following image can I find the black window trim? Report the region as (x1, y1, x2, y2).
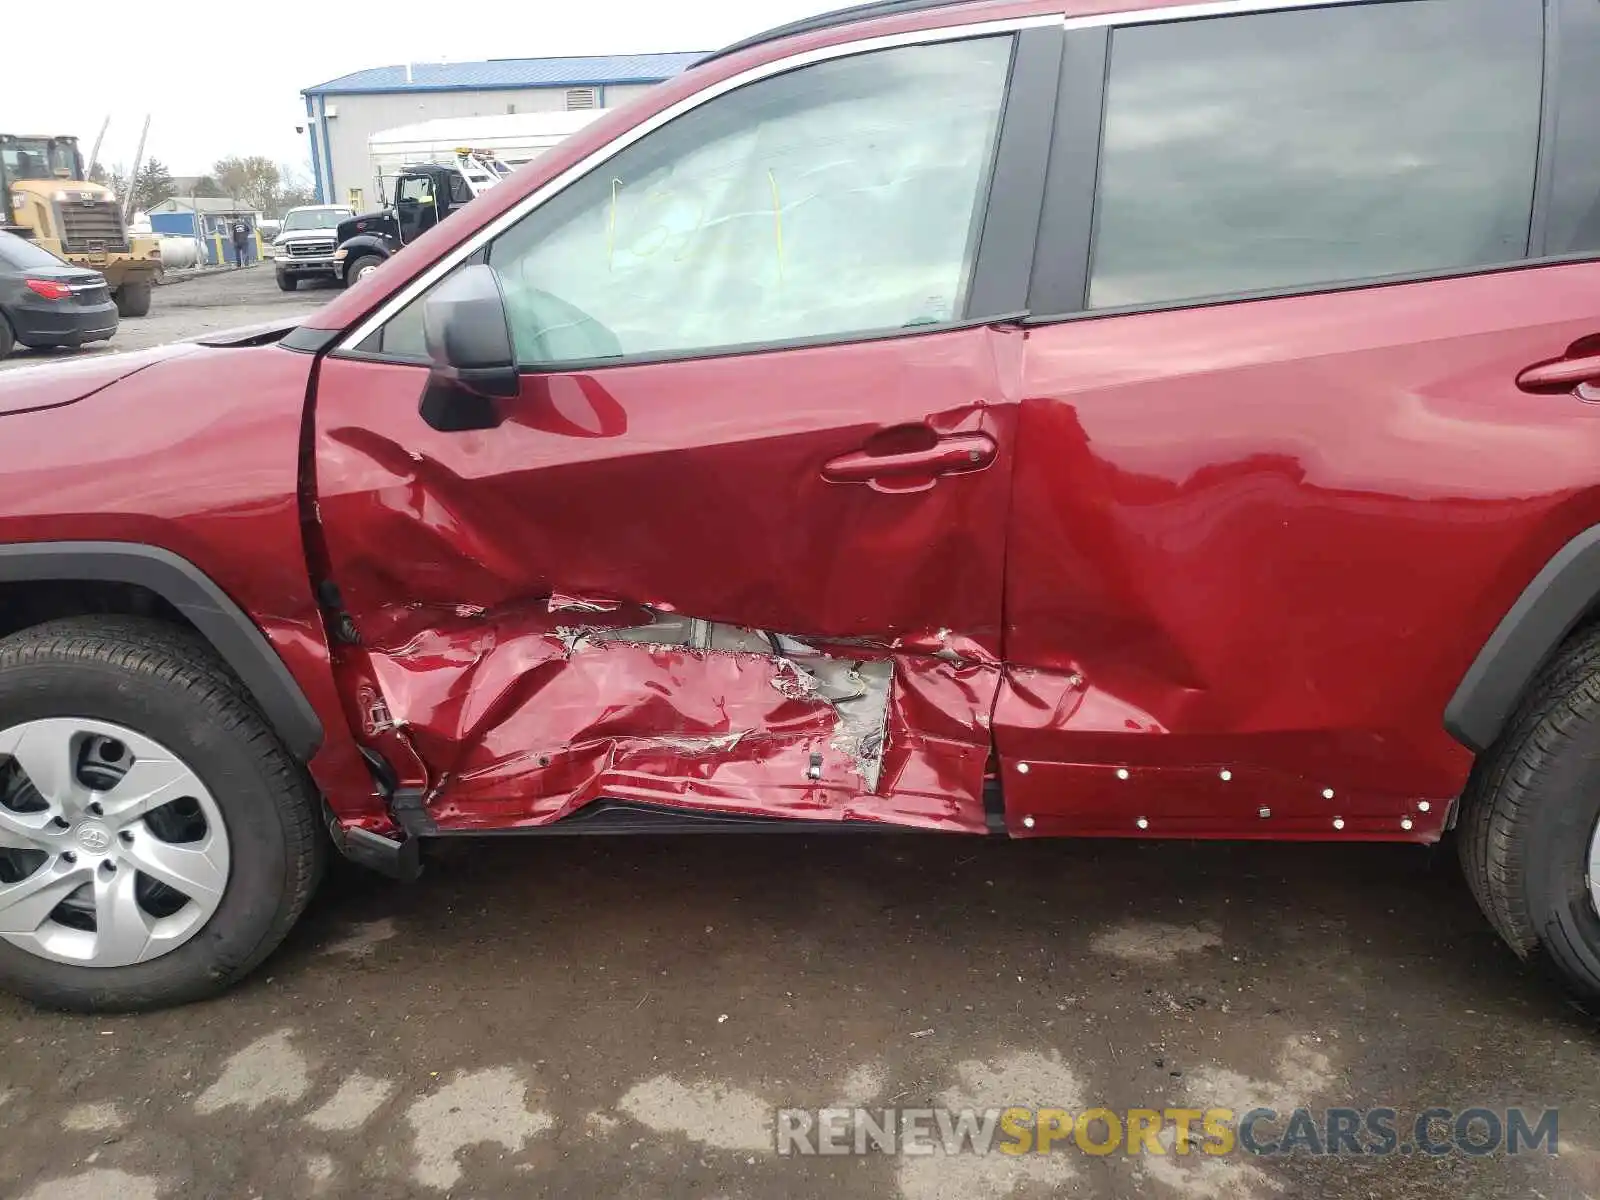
(333, 309, 1032, 373)
(1026, 25, 1109, 317)
(964, 24, 1064, 318)
(1026, 0, 1576, 326)
(1527, 0, 1562, 258)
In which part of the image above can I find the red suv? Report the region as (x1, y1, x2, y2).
(1, 0, 1598, 1012)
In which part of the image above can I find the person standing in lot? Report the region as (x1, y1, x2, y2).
(231, 219, 251, 269)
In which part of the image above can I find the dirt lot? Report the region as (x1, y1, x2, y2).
(1, 264, 1599, 1200)
(0, 265, 337, 371)
(1, 835, 1598, 1200)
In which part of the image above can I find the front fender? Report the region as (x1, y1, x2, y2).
(337, 234, 394, 261)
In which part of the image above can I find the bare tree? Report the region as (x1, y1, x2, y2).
(275, 162, 318, 215)
(212, 155, 280, 212)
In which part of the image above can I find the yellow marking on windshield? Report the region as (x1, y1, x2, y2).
(607, 178, 622, 271)
(768, 169, 785, 281)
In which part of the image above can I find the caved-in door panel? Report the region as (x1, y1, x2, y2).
(1000, 262, 1600, 839)
(313, 327, 1017, 831)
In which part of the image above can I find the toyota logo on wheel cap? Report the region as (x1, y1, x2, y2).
(76, 825, 111, 854)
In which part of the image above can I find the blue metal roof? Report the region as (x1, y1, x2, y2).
(304, 52, 707, 95)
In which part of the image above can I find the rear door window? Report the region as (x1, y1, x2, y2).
(1086, 0, 1544, 309)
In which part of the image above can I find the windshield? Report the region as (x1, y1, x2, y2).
(0, 230, 67, 271)
(1, 138, 78, 181)
(281, 209, 351, 231)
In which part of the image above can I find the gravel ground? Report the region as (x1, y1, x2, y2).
(1, 264, 1598, 1200)
(0, 264, 336, 371)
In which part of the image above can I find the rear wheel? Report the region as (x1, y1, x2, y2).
(0, 316, 15, 358)
(114, 282, 152, 318)
(0, 617, 324, 1011)
(1459, 623, 1600, 1004)
(276, 271, 298, 292)
(345, 255, 383, 286)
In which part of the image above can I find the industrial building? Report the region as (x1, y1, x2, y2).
(301, 53, 705, 211)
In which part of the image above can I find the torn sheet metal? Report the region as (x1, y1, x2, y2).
(351, 602, 991, 833)
(572, 613, 894, 790)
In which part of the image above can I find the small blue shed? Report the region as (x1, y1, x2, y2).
(147, 197, 265, 265)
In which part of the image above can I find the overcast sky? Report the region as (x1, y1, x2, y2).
(7, 0, 836, 179)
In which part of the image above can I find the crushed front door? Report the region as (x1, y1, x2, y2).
(309, 30, 1030, 834)
(312, 330, 1016, 832)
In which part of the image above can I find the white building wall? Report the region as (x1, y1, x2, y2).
(316, 82, 662, 209)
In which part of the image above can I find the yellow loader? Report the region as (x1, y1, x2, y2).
(1, 134, 163, 316)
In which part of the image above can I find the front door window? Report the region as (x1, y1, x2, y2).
(484, 36, 1012, 366)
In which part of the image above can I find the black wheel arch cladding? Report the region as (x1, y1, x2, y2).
(0, 542, 322, 760)
(1446, 524, 1600, 753)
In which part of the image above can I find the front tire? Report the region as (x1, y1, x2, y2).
(276, 271, 298, 292)
(344, 254, 383, 287)
(0, 617, 324, 1011)
(1459, 623, 1600, 1004)
(114, 282, 152, 318)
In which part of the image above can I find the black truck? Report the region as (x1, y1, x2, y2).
(333, 152, 508, 286)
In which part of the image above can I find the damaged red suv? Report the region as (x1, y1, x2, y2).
(1, 0, 1599, 1011)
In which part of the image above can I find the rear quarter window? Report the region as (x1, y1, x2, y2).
(1546, 0, 1600, 255)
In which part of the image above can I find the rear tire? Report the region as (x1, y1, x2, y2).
(114, 282, 152, 318)
(276, 271, 298, 292)
(0, 317, 15, 358)
(1459, 622, 1600, 1004)
(0, 616, 325, 1012)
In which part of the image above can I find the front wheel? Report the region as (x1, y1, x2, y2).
(276, 271, 298, 292)
(0, 617, 325, 1011)
(344, 254, 383, 287)
(1460, 623, 1600, 1004)
(114, 282, 152, 318)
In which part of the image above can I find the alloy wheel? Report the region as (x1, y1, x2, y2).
(0, 718, 230, 968)
(1590, 813, 1600, 921)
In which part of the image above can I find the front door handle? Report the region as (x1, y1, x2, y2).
(822, 431, 997, 492)
(1516, 352, 1600, 400)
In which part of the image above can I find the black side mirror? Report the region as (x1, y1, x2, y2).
(419, 263, 519, 432)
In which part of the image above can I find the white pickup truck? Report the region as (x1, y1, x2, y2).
(271, 204, 354, 291)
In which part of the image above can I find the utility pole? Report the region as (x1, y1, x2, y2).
(86, 116, 110, 180)
(123, 114, 151, 222)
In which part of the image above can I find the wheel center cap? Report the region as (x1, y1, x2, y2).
(76, 823, 111, 854)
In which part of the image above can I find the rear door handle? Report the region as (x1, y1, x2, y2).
(1516, 352, 1600, 398)
(822, 432, 997, 491)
